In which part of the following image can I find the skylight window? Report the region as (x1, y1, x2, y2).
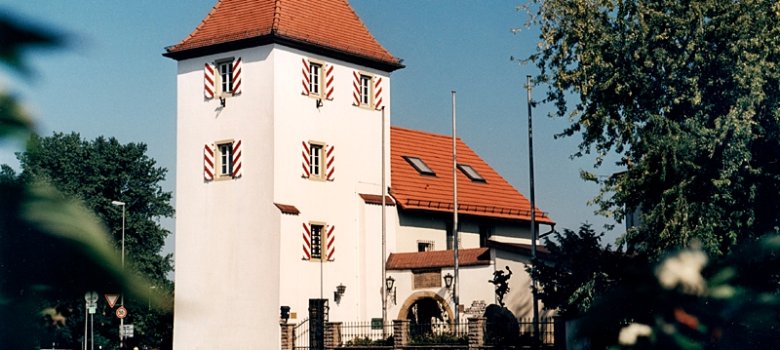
(458, 164, 486, 182)
(403, 156, 435, 176)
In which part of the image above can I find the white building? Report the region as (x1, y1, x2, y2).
(165, 0, 554, 348)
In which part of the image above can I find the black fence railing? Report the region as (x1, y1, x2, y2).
(294, 317, 310, 350)
(517, 317, 555, 345)
(341, 321, 393, 346)
(408, 321, 468, 345)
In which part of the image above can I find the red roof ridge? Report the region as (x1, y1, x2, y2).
(386, 248, 491, 270)
(164, 0, 403, 72)
(390, 125, 462, 142)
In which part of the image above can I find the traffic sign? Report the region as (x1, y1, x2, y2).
(105, 294, 120, 308)
(115, 306, 128, 319)
(120, 324, 134, 338)
(84, 291, 98, 303)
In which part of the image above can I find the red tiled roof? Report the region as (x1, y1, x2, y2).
(274, 203, 300, 215)
(164, 0, 402, 71)
(386, 248, 491, 270)
(390, 126, 554, 224)
(359, 194, 396, 206)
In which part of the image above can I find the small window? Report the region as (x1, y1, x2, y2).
(309, 143, 323, 178)
(403, 156, 435, 176)
(359, 75, 371, 106)
(417, 241, 434, 252)
(218, 60, 233, 95)
(217, 142, 234, 177)
(310, 63, 322, 95)
(458, 164, 486, 182)
(310, 223, 324, 260)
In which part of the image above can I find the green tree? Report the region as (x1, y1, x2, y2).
(527, 0, 780, 256)
(9, 133, 175, 349)
(0, 11, 166, 350)
(529, 224, 637, 319)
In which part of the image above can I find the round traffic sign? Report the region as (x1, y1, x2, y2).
(116, 306, 128, 319)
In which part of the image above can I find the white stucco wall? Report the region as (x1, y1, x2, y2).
(173, 45, 281, 349)
(271, 45, 395, 323)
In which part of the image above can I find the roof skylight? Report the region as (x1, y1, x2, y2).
(458, 164, 486, 182)
(403, 156, 435, 176)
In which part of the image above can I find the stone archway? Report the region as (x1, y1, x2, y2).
(396, 291, 455, 324)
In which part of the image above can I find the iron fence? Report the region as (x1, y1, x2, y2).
(517, 317, 555, 345)
(341, 321, 393, 346)
(408, 321, 468, 345)
(294, 317, 310, 350)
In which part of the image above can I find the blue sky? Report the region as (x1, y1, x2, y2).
(2, 0, 619, 250)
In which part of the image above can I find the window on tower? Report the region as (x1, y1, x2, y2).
(309, 143, 323, 179)
(359, 74, 371, 106)
(309, 62, 322, 96)
(310, 223, 324, 260)
(217, 141, 234, 178)
(218, 60, 234, 95)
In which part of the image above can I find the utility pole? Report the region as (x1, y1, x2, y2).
(526, 75, 540, 345)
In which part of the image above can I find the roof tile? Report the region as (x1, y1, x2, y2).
(165, 0, 401, 69)
(390, 126, 554, 224)
(386, 248, 491, 270)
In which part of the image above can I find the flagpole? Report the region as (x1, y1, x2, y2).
(527, 75, 540, 344)
(381, 106, 388, 336)
(452, 91, 459, 324)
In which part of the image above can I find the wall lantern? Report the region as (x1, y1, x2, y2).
(334, 284, 347, 305)
(443, 273, 454, 289)
(385, 276, 396, 305)
(280, 305, 291, 323)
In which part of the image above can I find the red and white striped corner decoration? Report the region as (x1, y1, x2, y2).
(231, 139, 242, 178)
(326, 225, 335, 261)
(302, 223, 311, 260)
(352, 71, 361, 106)
(231, 57, 242, 95)
(204, 63, 215, 99)
(373, 77, 384, 110)
(325, 145, 335, 181)
(301, 58, 311, 95)
(324, 64, 334, 100)
(203, 144, 215, 181)
(301, 141, 311, 178)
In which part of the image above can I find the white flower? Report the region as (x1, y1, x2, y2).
(656, 249, 708, 295)
(618, 323, 652, 345)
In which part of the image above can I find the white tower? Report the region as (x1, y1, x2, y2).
(164, 0, 403, 348)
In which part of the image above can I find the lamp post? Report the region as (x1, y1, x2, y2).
(111, 200, 125, 349)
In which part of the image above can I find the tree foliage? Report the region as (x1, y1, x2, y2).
(0, 11, 170, 350)
(9, 133, 176, 349)
(528, 0, 780, 256)
(529, 224, 629, 318)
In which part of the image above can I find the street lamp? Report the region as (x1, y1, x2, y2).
(111, 200, 125, 348)
(385, 276, 396, 305)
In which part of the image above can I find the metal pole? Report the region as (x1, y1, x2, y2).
(84, 305, 88, 350)
(452, 91, 459, 324)
(526, 75, 540, 344)
(90, 313, 94, 350)
(120, 204, 125, 349)
(381, 106, 388, 336)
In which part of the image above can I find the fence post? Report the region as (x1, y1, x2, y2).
(324, 322, 342, 350)
(280, 322, 295, 350)
(392, 319, 409, 349)
(468, 317, 485, 349)
(554, 316, 566, 350)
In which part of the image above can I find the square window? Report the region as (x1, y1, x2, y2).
(417, 241, 434, 252)
(458, 164, 486, 182)
(403, 156, 435, 176)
